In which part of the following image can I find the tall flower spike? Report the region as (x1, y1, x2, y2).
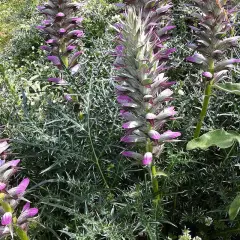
(114, 2, 180, 203)
(37, 0, 84, 100)
(186, 0, 240, 138)
(0, 139, 38, 238)
(114, 2, 180, 164)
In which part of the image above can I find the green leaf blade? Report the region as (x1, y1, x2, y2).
(229, 194, 240, 220)
(214, 82, 240, 95)
(187, 129, 240, 150)
(15, 226, 29, 240)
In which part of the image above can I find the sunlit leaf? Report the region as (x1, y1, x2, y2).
(229, 194, 240, 220)
(155, 171, 168, 177)
(187, 129, 240, 150)
(15, 226, 29, 240)
(0, 201, 12, 213)
(214, 82, 240, 95)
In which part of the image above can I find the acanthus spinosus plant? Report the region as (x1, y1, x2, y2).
(185, 0, 240, 221)
(0, 139, 38, 240)
(37, 0, 84, 101)
(186, 0, 240, 139)
(113, 1, 180, 203)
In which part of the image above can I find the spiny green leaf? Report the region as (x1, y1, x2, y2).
(187, 129, 240, 150)
(214, 82, 240, 95)
(229, 194, 240, 220)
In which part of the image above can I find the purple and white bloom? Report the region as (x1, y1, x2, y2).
(115, 3, 126, 8)
(8, 178, 30, 197)
(48, 78, 68, 85)
(17, 203, 38, 225)
(1, 212, 12, 226)
(0, 159, 20, 174)
(45, 39, 57, 44)
(186, 54, 207, 65)
(47, 56, 61, 67)
(142, 152, 153, 166)
(64, 94, 73, 102)
(0, 183, 6, 191)
(67, 30, 84, 38)
(202, 72, 213, 79)
(56, 12, 65, 18)
(67, 45, 76, 52)
(121, 151, 143, 161)
(148, 130, 161, 140)
(156, 107, 177, 120)
(159, 130, 181, 141)
(40, 45, 51, 52)
(113, 45, 125, 57)
(0, 141, 9, 155)
(0, 139, 38, 238)
(114, 2, 180, 166)
(69, 17, 83, 24)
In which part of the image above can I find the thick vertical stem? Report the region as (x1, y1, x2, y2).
(194, 82, 212, 138)
(151, 164, 160, 205)
(146, 139, 160, 204)
(194, 59, 214, 138)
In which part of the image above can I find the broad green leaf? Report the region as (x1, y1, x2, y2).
(229, 194, 240, 220)
(15, 226, 29, 240)
(187, 129, 240, 150)
(214, 82, 240, 95)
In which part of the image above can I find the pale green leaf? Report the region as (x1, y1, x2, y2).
(0, 200, 12, 213)
(155, 171, 168, 177)
(214, 82, 240, 95)
(142, 78, 153, 85)
(229, 194, 240, 220)
(15, 226, 29, 240)
(187, 129, 240, 150)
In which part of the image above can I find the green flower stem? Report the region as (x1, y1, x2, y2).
(151, 164, 160, 205)
(193, 82, 212, 138)
(146, 139, 160, 204)
(194, 59, 214, 138)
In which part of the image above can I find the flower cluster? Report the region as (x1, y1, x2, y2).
(177, 227, 202, 240)
(0, 140, 38, 239)
(113, 2, 180, 166)
(37, 0, 84, 101)
(186, 0, 240, 82)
